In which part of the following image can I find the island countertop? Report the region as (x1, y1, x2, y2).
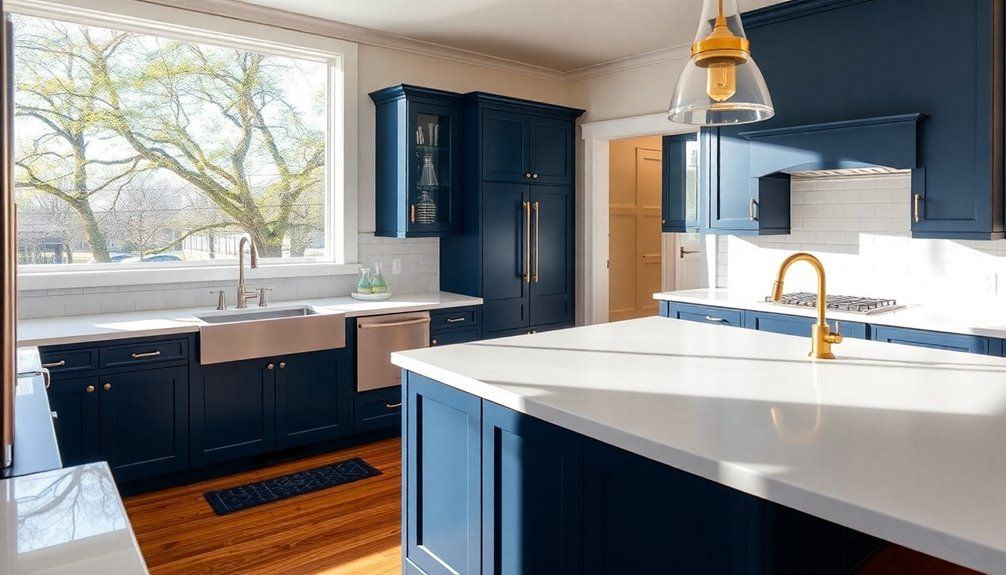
(392, 317, 1006, 574)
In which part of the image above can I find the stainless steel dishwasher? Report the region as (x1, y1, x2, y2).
(356, 311, 431, 392)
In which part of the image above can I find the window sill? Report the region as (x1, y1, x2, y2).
(18, 262, 362, 291)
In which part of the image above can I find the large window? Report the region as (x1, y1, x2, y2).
(12, 11, 335, 269)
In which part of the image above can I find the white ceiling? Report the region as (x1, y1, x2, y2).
(236, 0, 787, 72)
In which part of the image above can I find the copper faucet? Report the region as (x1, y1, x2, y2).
(770, 252, 843, 360)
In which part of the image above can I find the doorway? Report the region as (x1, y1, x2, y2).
(608, 136, 663, 321)
(607, 134, 703, 323)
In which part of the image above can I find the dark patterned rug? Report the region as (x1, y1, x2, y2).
(204, 457, 382, 515)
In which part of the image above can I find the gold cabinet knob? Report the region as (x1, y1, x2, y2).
(279, 361, 286, 369)
(85, 385, 95, 394)
(103, 383, 111, 391)
(267, 363, 275, 370)
(431, 339, 438, 346)
(532, 173, 539, 179)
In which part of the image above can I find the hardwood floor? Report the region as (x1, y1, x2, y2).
(124, 435, 975, 575)
(124, 438, 402, 575)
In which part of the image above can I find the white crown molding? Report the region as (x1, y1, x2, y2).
(137, 0, 566, 83)
(563, 42, 692, 83)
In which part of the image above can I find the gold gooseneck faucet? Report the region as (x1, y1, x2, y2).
(770, 252, 843, 360)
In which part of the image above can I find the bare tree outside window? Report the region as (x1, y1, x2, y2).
(12, 14, 329, 266)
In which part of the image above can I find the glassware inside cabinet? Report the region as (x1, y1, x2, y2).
(413, 112, 452, 227)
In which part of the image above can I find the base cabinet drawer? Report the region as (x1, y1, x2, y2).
(745, 311, 867, 340)
(431, 328, 479, 347)
(664, 302, 744, 327)
(100, 338, 187, 369)
(430, 306, 480, 332)
(870, 325, 1001, 355)
(39, 348, 98, 378)
(354, 388, 402, 433)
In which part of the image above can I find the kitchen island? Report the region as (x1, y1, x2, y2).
(392, 316, 1006, 574)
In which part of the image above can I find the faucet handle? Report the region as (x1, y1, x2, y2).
(210, 290, 226, 311)
(257, 287, 272, 307)
(833, 321, 841, 335)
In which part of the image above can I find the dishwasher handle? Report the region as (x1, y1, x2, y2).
(358, 317, 432, 330)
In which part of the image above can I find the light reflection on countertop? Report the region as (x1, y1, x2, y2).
(1, 462, 148, 575)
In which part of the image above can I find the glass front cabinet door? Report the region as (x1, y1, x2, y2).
(371, 85, 462, 237)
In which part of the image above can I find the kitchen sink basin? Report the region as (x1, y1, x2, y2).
(196, 305, 346, 365)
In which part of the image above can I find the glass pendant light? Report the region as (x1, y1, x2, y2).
(669, 0, 774, 126)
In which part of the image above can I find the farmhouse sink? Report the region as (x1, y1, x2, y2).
(196, 305, 346, 365)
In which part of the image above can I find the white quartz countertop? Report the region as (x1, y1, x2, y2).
(0, 462, 148, 575)
(392, 317, 1006, 573)
(656, 288, 1006, 339)
(18, 291, 482, 347)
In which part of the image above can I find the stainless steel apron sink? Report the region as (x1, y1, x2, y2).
(195, 305, 346, 365)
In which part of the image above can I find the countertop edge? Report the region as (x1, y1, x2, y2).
(391, 351, 1005, 575)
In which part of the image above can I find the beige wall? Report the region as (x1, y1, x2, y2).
(563, 55, 689, 122)
(357, 45, 565, 232)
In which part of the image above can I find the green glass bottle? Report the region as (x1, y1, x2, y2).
(371, 262, 388, 294)
(356, 268, 373, 294)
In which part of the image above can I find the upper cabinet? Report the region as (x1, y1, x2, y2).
(661, 133, 700, 233)
(705, 0, 1004, 239)
(371, 85, 462, 238)
(481, 103, 576, 185)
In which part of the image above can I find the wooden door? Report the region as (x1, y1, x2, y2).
(99, 366, 188, 482)
(275, 349, 351, 449)
(609, 136, 664, 322)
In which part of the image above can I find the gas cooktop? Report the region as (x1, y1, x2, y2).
(766, 292, 904, 315)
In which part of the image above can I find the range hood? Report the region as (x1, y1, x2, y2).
(740, 113, 925, 180)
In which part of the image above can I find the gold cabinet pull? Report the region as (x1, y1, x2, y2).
(410, 204, 416, 224)
(85, 384, 95, 394)
(913, 193, 922, 223)
(522, 200, 531, 283)
(130, 350, 161, 359)
(532, 201, 540, 282)
(103, 383, 111, 391)
(42, 360, 66, 369)
(385, 402, 403, 409)
(748, 198, 758, 222)
(445, 317, 466, 323)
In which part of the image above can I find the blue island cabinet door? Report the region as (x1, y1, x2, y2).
(584, 440, 752, 574)
(99, 366, 188, 482)
(405, 373, 481, 575)
(481, 402, 583, 575)
(275, 350, 351, 449)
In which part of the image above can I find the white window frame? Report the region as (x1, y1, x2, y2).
(7, 0, 360, 290)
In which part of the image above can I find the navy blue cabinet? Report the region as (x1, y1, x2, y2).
(99, 366, 188, 482)
(404, 373, 481, 575)
(192, 349, 350, 466)
(584, 440, 752, 574)
(441, 93, 583, 338)
(481, 402, 583, 575)
(191, 357, 275, 466)
(705, 0, 1005, 239)
(746, 310, 867, 340)
(370, 85, 462, 238)
(275, 349, 350, 449)
(662, 133, 700, 233)
(47, 377, 99, 468)
(870, 325, 1002, 356)
(665, 301, 745, 328)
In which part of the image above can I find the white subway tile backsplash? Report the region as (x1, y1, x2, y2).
(720, 174, 1006, 305)
(19, 233, 441, 319)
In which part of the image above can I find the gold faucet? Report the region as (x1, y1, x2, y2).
(770, 252, 843, 360)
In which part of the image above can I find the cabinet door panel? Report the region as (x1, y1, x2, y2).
(529, 115, 573, 185)
(191, 359, 275, 466)
(529, 186, 573, 327)
(48, 377, 99, 467)
(663, 133, 700, 233)
(482, 109, 529, 183)
(275, 349, 350, 449)
(482, 402, 583, 575)
(406, 373, 481, 575)
(482, 183, 531, 332)
(584, 440, 749, 574)
(871, 325, 996, 355)
(99, 366, 188, 481)
(745, 311, 868, 340)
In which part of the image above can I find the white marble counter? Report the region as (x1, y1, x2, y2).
(0, 462, 148, 574)
(392, 317, 1006, 573)
(656, 288, 1006, 339)
(18, 291, 483, 347)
